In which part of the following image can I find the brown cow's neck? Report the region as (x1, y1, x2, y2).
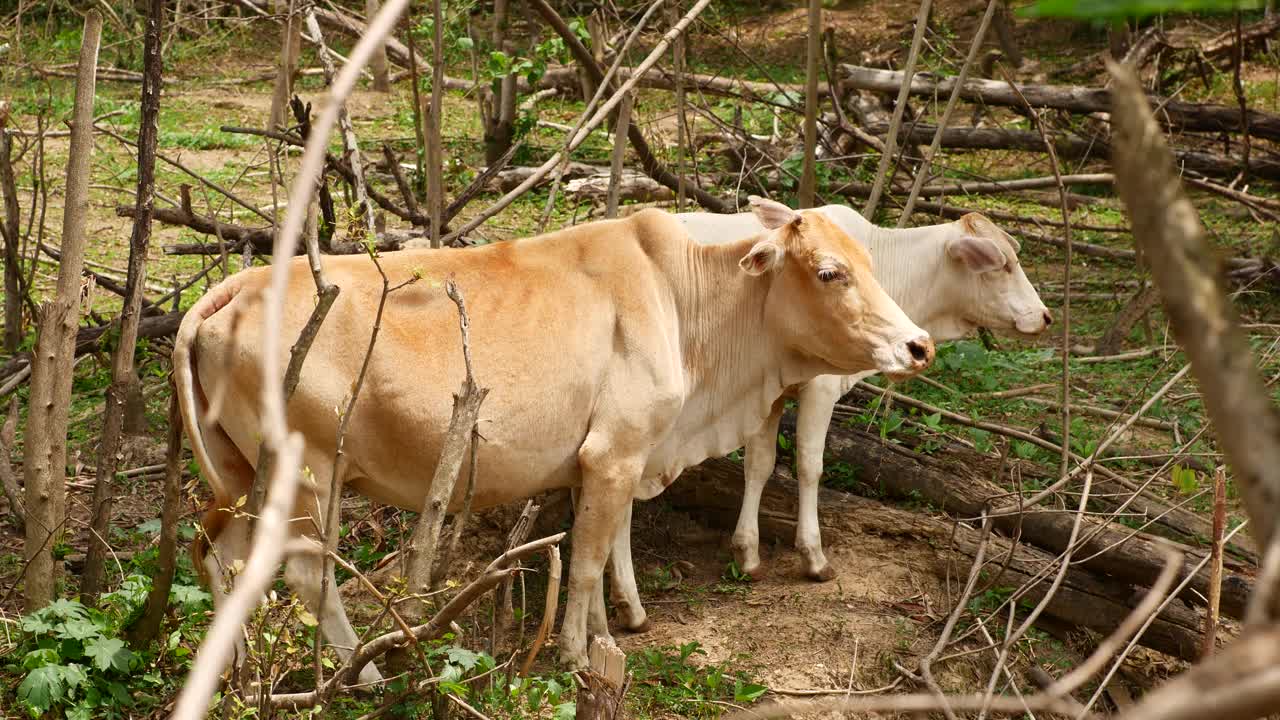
(637, 237, 797, 483)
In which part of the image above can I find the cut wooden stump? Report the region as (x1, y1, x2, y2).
(575, 637, 628, 720)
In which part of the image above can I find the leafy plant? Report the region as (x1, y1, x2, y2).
(8, 577, 210, 719)
(628, 642, 768, 717)
(1172, 464, 1200, 495)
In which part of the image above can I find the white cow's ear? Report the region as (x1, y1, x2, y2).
(947, 235, 1006, 273)
(748, 195, 801, 230)
(739, 238, 785, 275)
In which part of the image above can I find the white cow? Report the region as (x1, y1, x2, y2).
(604, 205, 1051, 632)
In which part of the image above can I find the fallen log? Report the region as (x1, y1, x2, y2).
(863, 122, 1280, 182)
(0, 311, 185, 386)
(565, 172, 674, 203)
(842, 65, 1280, 142)
(488, 162, 606, 193)
(809, 418, 1255, 619)
(125, 204, 409, 256)
(662, 457, 1207, 662)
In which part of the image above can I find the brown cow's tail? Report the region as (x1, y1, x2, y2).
(173, 277, 247, 587)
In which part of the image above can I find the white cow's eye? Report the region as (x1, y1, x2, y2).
(817, 268, 842, 283)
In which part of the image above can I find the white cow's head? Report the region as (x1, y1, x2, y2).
(937, 213, 1052, 340)
(742, 196, 935, 380)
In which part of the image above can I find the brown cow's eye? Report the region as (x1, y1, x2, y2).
(817, 268, 843, 283)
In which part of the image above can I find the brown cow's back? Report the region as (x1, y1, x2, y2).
(192, 210, 687, 512)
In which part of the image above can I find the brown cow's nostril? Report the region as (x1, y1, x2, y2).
(1043, 311, 1053, 327)
(908, 340, 929, 363)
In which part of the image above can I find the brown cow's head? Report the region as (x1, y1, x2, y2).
(939, 213, 1052, 339)
(741, 196, 934, 380)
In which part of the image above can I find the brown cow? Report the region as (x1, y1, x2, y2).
(173, 197, 932, 680)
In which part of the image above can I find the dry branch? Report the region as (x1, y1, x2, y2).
(1113, 625, 1280, 720)
(898, 0, 999, 225)
(442, 0, 716, 243)
(528, 0, 732, 214)
(1, 119, 23, 353)
(864, 0, 931, 218)
(1110, 61, 1280, 619)
(843, 65, 1280, 141)
(404, 280, 489, 601)
(128, 383, 184, 647)
(816, 414, 1254, 619)
(0, 397, 23, 530)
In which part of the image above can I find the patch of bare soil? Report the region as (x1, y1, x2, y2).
(617, 501, 948, 694)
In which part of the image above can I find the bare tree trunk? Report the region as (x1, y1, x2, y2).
(604, 93, 634, 219)
(799, 0, 820, 208)
(127, 385, 183, 648)
(482, 0, 517, 165)
(22, 10, 102, 613)
(575, 638, 629, 720)
(269, 0, 302, 129)
(670, 1, 689, 211)
(1, 122, 23, 353)
(1110, 60, 1280, 616)
(993, 0, 1022, 67)
(427, 0, 444, 247)
(1203, 466, 1226, 658)
(0, 397, 23, 531)
(81, 0, 164, 605)
(366, 0, 391, 92)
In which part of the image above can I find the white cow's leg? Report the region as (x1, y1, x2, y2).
(731, 398, 784, 576)
(794, 379, 840, 581)
(198, 508, 253, 675)
(559, 439, 640, 669)
(284, 528, 383, 685)
(608, 502, 650, 632)
(284, 461, 384, 686)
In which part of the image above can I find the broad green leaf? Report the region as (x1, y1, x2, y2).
(18, 665, 66, 712)
(61, 664, 89, 692)
(446, 646, 481, 671)
(553, 702, 576, 720)
(60, 617, 103, 641)
(22, 648, 60, 670)
(734, 680, 769, 703)
(46, 598, 89, 620)
(20, 614, 55, 635)
(85, 637, 134, 673)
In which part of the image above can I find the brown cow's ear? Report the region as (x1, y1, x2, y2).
(739, 238, 785, 275)
(946, 234, 1006, 273)
(748, 195, 801, 230)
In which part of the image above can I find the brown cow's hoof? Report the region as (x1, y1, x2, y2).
(624, 618, 652, 634)
(806, 564, 836, 582)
